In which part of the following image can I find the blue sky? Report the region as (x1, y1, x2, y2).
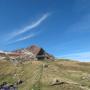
(0, 0, 90, 61)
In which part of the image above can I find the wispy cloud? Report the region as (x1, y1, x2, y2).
(9, 34, 35, 44)
(5, 13, 50, 44)
(10, 13, 50, 39)
(60, 52, 90, 62)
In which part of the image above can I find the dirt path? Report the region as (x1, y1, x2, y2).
(31, 64, 43, 90)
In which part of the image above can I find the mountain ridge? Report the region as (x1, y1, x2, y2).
(0, 45, 54, 61)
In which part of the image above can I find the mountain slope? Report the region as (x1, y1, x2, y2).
(0, 60, 90, 90)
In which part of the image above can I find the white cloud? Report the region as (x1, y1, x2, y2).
(9, 34, 35, 44)
(5, 13, 50, 44)
(10, 13, 50, 39)
(60, 52, 90, 62)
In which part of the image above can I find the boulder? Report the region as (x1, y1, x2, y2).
(50, 78, 66, 86)
(43, 64, 48, 68)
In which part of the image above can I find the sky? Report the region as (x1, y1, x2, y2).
(0, 0, 90, 62)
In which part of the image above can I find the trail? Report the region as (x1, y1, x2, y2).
(31, 64, 43, 90)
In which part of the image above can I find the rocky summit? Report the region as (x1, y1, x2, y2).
(26, 45, 54, 60)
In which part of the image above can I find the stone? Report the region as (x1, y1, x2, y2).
(50, 79, 66, 86)
(16, 80, 23, 85)
(43, 64, 48, 68)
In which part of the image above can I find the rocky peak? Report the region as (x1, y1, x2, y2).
(26, 45, 45, 55)
(0, 45, 55, 61)
(26, 45, 54, 60)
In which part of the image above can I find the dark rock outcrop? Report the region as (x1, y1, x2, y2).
(26, 45, 54, 60)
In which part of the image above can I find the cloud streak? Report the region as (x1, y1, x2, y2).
(60, 52, 90, 62)
(9, 34, 35, 44)
(10, 13, 50, 39)
(6, 13, 50, 45)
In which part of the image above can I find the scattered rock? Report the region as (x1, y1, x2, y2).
(0, 80, 23, 90)
(50, 78, 66, 86)
(82, 76, 86, 80)
(16, 80, 23, 85)
(43, 64, 48, 68)
(81, 74, 90, 81)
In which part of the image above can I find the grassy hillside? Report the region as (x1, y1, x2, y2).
(0, 60, 90, 90)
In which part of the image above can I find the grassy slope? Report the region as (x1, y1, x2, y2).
(0, 60, 90, 90)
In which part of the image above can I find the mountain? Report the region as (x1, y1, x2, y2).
(0, 45, 54, 62)
(1, 45, 90, 90)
